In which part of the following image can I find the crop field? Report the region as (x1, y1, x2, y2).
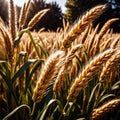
(0, 0, 120, 120)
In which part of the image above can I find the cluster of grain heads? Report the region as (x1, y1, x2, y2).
(62, 5, 106, 48)
(9, 0, 17, 40)
(28, 9, 50, 29)
(99, 50, 120, 83)
(19, 0, 31, 29)
(98, 18, 119, 42)
(53, 44, 83, 93)
(91, 98, 120, 120)
(67, 48, 116, 102)
(32, 51, 65, 103)
(95, 18, 119, 54)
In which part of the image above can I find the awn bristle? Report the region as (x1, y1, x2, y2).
(91, 99, 120, 120)
(32, 51, 65, 103)
(67, 49, 116, 102)
(99, 51, 120, 82)
(80, 25, 91, 44)
(28, 9, 49, 28)
(100, 38, 112, 52)
(87, 24, 99, 57)
(62, 5, 106, 48)
(9, 0, 17, 40)
(111, 37, 120, 49)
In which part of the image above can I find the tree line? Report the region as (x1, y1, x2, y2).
(0, 0, 120, 32)
(65, 0, 120, 32)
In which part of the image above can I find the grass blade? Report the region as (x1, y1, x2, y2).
(3, 104, 31, 120)
(12, 59, 37, 83)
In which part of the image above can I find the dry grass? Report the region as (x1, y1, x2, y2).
(67, 49, 116, 102)
(0, 2, 120, 119)
(62, 5, 106, 48)
(32, 51, 65, 103)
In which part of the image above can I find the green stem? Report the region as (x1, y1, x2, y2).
(31, 102, 36, 117)
(58, 102, 69, 120)
(26, 30, 41, 59)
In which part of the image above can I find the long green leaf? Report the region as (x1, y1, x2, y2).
(26, 30, 41, 58)
(97, 94, 116, 107)
(0, 60, 11, 71)
(12, 59, 37, 83)
(14, 28, 30, 47)
(39, 99, 63, 120)
(87, 83, 101, 113)
(29, 59, 43, 79)
(37, 43, 49, 57)
(14, 33, 23, 47)
(3, 104, 31, 120)
(24, 59, 43, 93)
(0, 69, 18, 105)
(112, 81, 120, 90)
(15, 51, 27, 67)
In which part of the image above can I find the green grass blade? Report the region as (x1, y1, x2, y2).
(29, 59, 44, 79)
(14, 51, 27, 70)
(26, 30, 41, 58)
(39, 99, 63, 120)
(14, 28, 30, 47)
(24, 59, 43, 93)
(87, 83, 101, 113)
(2, 104, 31, 120)
(97, 94, 116, 107)
(12, 59, 37, 83)
(0, 69, 18, 105)
(37, 43, 49, 57)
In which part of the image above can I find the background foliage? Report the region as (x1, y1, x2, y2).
(0, 0, 63, 31)
(64, 0, 120, 32)
(0, 0, 120, 32)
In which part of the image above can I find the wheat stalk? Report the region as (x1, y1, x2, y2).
(99, 50, 120, 82)
(94, 18, 119, 54)
(98, 18, 119, 41)
(28, 9, 49, 28)
(9, 0, 17, 40)
(62, 5, 106, 48)
(67, 49, 116, 102)
(53, 44, 83, 93)
(0, 25, 13, 65)
(91, 99, 120, 120)
(32, 51, 65, 103)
